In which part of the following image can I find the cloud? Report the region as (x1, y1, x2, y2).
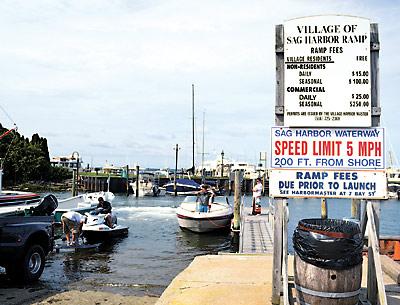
(0, 0, 399, 167)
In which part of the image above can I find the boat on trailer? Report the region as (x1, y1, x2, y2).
(176, 196, 233, 233)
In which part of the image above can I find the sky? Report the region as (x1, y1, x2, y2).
(0, 0, 399, 169)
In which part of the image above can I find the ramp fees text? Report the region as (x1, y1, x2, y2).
(271, 127, 384, 169)
(269, 169, 387, 199)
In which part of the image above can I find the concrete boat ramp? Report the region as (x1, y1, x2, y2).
(156, 254, 400, 305)
(156, 254, 278, 305)
(156, 207, 400, 305)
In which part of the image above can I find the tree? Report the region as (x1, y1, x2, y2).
(0, 124, 68, 185)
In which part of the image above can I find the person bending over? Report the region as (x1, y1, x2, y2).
(61, 211, 86, 246)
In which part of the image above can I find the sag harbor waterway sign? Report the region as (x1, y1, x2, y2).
(271, 127, 384, 170)
(284, 15, 371, 127)
(269, 127, 387, 199)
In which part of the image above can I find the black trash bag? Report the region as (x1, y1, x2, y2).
(293, 218, 363, 270)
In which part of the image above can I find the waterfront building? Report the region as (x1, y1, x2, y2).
(50, 156, 83, 170)
(195, 158, 263, 179)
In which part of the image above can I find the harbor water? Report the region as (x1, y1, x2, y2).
(2, 193, 399, 297)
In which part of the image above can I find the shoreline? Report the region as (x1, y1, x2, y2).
(0, 285, 158, 305)
(32, 290, 158, 305)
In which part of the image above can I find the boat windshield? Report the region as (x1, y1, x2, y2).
(182, 196, 229, 205)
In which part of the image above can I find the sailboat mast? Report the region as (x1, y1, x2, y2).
(201, 111, 205, 181)
(192, 84, 195, 173)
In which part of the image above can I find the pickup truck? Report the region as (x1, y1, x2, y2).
(0, 194, 57, 283)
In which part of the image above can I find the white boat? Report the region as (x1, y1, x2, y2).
(130, 172, 163, 197)
(0, 190, 42, 216)
(176, 196, 233, 233)
(130, 180, 161, 197)
(54, 191, 115, 222)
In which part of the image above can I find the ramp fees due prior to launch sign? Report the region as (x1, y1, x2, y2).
(269, 170, 387, 199)
(271, 127, 384, 169)
(284, 16, 371, 127)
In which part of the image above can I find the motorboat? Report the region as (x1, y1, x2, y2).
(164, 178, 201, 195)
(387, 183, 400, 200)
(130, 175, 162, 197)
(0, 191, 42, 216)
(54, 191, 115, 222)
(176, 196, 233, 233)
(82, 210, 128, 241)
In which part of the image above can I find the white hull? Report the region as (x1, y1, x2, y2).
(177, 216, 232, 233)
(167, 190, 199, 196)
(176, 197, 233, 233)
(82, 224, 129, 240)
(58, 191, 114, 207)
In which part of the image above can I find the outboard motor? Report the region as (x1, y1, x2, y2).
(30, 194, 58, 216)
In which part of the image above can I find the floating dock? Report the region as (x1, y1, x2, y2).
(239, 207, 273, 254)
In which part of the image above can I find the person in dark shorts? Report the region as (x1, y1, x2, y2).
(97, 197, 113, 227)
(61, 211, 86, 246)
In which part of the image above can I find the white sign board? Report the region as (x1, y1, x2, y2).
(269, 169, 387, 199)
(271, 127, 384, 170)
(284, 15, 371, 127)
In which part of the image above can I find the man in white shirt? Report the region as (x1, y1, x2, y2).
(252, 178, 263, 214)
(61, 211, 86, 246)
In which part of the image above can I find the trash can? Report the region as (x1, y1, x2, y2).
(293, 218, 363, 305)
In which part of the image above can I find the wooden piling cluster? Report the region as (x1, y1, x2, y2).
(78, 174, 268, 195)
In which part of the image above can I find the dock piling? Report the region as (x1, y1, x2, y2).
(232, 171, 241, 231)
(272, 198, 284, 305)
(321, 198, 328, 219)
(126, 165, 129, 197)
(136, 165, 139, 198)
(351, 198, 361, 220)
(71, 169, 76, 197)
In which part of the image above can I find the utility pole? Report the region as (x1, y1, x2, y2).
(72, 151, 79, 196)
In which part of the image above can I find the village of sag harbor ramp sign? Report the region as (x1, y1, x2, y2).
(284, 15, 371, 127)
(269, 127, 386, 199)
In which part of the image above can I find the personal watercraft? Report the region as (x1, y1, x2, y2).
(82, 210, 128, 241)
